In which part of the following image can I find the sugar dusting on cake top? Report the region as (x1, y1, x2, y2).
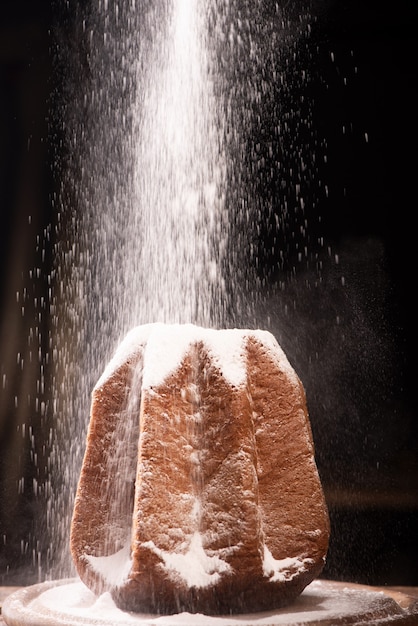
(95, 324, 154, 389)
(95, 323, 298, 391)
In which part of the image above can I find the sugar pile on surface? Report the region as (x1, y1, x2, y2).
(4, 579, 400, 625)
(85, 542, 132, 588)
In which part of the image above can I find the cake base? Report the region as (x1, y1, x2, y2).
(2, 579, 418, 625)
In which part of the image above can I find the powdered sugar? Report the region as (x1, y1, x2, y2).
(85, 542, 132, 587)
(262, 545, 312, 582)
(3, 579, 408, 625)
(198, 327, 248, 388)
(95, 324, 297, 391)
(143, 532, 232, 588)
(95, 325, 153, 389)
(82, 538, 310, 591)
(141, 324, 248, 388)
(83, 528, 234, 592)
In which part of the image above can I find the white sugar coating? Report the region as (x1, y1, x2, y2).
(262, 545, 312, 583)
(142, 324, 248, 388)
(84, 542, 132, 588)
(142, 532, 232, 588)
(95, 325, 154, 389)
(82, 537, 308, 591)
(95, 323, 299, 392)
(196, 327, 248, 389)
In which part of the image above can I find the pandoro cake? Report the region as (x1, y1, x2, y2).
(70, 323, 329, 614)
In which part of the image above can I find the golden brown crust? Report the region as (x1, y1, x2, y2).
(70, 360, 139, 595)
(247, 336, 330, 563)
(70, 326, 329, 614)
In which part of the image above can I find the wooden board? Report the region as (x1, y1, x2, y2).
(1, 579, 418, 625)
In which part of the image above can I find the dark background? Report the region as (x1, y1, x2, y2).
(1, 0, 417, 587)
